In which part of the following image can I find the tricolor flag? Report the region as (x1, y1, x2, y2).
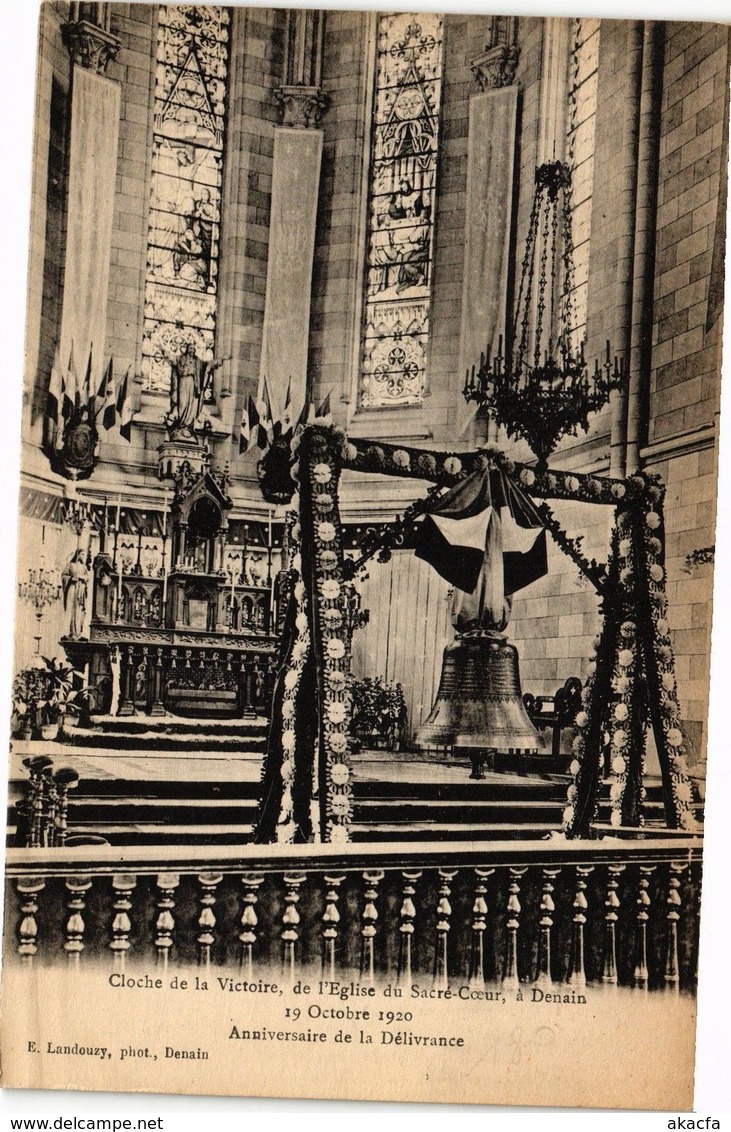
(314, 390, 332, 424)
(116, 367, 133, 441)
(282, 377, 293, 436)
(414, 467, 547, 597)
(81, 349, 93, 410)
(63, 346, 78, 422)
(256, 377, 274, 449)
(99, 358, 117, 431)
(46, 349, 65, 450)
(240, 394, 258, 453)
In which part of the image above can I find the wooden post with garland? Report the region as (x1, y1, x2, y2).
(256, 426, 699, 843)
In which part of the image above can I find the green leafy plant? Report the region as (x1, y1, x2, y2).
(349, 676, 407, 751)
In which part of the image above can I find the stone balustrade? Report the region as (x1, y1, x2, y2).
(6, 839, 701, 992)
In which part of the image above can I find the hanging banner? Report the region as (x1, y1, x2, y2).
(58, 66, 120, 384)
(457, 85, 518, 438)
(258, 127, 323, 423)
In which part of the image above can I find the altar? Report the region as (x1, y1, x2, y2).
(62, 462, 282, 719)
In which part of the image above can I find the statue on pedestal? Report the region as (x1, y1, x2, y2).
(61, 550, 89, 640)
(166, 343, 225, 439)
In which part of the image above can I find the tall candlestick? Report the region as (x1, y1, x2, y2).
(160, 490, 169, 617)
(116, 496, 123, 621)
(229, 558, 236, 631)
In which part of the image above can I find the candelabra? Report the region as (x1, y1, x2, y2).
(18, 563, 62, 654)
(463, 161, 626, 466)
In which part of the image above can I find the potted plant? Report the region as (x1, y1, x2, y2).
(349, 676, 407, 752)
(12, 657, 85, 741)
(11, 667, 44, 739)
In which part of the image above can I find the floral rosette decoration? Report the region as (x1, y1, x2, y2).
(274, 496, 312, 844)
(561, 650, 598, 833)
(305, 432, 353, 843)
(638, 490, 699, 832)
(603, 525, 644, 829)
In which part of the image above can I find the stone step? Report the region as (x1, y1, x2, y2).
(31, 730, 267, 753)
(349, 822, 561, 842)
(86, 714, 269, 737)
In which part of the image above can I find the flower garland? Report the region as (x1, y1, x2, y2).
(633, 480, 699, 832)
(603, 514, 646, 829)
(300, 428, 354, 844)
(337, 436, 647, 508)
(272, 497, 311, 844)
(562, 661, 597, 834)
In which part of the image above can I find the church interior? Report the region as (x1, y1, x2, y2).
(3, 4, 726, 987)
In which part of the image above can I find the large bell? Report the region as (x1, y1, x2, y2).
(415, 635, 545, 756)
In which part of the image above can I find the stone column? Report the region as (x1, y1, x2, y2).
(456, 25, 520, 442)
(257, 11, 328, 424)
(58, 12, 121, 382)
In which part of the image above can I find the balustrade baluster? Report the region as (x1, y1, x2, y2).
(118, 646, 135, 715)
(433, 869, 458, 991)
(360, 870, 384, 984)
(397, 870, 421, 986)
(151, 647, 165, 716)
(197, 873, 223, 969)
(64, 876, 92, 968)
(502, 867, 527, 990)
(567, 866, 593, 987)
(155, 873, 180, 969)
(44, 776, 58, 848)
(109, 874, 136, 969)
(321, 875, 345, 978)
(664, 862, 687, 992)
(535, 868, 561, 987)
(601, 864, 626, 985)
(239, 873, 265, 974)
(16, 878, 45, 964)
(26, 757, 52, 848)
(281, 873, 306, 983)
(468, 868, 494, 987)
(53, 769, 79, 847)
(633, 865, 655, 990)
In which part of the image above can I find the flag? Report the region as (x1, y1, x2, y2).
(282, 377, 293, 436)
(46, 349, 65, 450)
(314, 390, 332, 424)
(414, 467, 547, 597)
(63, 346, 78, 421)
(295, 392, 313, 431)
(116, 367, 133, 441)
(256, 377, 274, 449)
(100, 359, 117, 431)
(81, 349, 93, 410)
(239, 394, 253, 453)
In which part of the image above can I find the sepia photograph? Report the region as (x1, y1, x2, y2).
(0, 0, 729, 1112)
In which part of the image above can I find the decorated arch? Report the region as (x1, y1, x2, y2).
(255, 425, 699, 844)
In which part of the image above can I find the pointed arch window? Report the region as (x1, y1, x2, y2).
(141, 5, 230, 394)
(359, 14, 444, 409)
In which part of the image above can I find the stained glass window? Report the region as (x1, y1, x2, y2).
(141, 5, 230, 394)
(567, 18, 600, 348)
(359, 14, 444, 410)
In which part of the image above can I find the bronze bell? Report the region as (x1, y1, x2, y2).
(415, 634, 545, 757)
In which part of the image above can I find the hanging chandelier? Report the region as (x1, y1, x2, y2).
(463, 160, 625, 467)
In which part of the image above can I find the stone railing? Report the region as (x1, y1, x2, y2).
(5, 838, 701, 992)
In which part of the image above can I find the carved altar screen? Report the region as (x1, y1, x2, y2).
(141, 5, 230, 394)
(359, 13, 444, 409)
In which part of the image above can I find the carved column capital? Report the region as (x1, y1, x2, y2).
(275, 84, 329, 129)
(472, 43, 520, 91)
(62, 19, 121, 74)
